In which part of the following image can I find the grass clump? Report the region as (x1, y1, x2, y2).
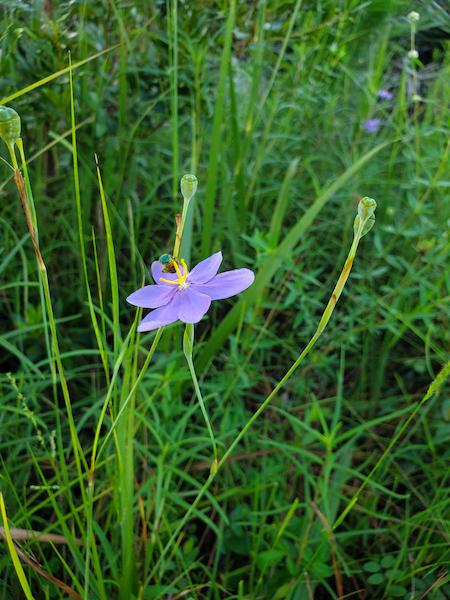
(0, 1, 449, 599)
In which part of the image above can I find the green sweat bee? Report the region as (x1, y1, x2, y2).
(159, 253, 177, 273)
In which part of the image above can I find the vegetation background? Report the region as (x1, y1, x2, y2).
(0, 0, 449, 598)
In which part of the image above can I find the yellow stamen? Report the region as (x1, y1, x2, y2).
(159, 258, 189, 286)
(180, 259, 188, 281)
(172, 260, 183, 280)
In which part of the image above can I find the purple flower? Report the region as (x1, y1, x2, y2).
(127, 251, 255, 332)
(377, 89, 393, 100)
(363, 118, 382, 133)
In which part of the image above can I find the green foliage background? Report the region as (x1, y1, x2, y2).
(0, 0, 449, 598)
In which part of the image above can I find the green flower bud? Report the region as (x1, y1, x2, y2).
(354, 197, 377, 238)
(407, 11, 420, 22)
(0, 105, 21, 146)
(183, 322, 194, 359)
(210, 457, 219, 476)
(180, 174, 198, 203)
(408, 49, 419, 60)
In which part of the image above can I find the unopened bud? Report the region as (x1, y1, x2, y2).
(354, 197, 377, 238)
(180, 174, 198, 203)
(408, 49, 419, 60)
(210, 458, 219, 476)
(0, 106, 21, 147)
(407, 11, 420, 23)
(183, 322, 194, 359)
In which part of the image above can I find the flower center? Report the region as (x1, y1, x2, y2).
(159, 258, 189, 289)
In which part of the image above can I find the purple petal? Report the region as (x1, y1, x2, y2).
(194, 268, 255, 300)
(176, 288, 211, 323)
(377, 89, 393, 100)
(127, 284, 176, 308)
(137, 299, 179, 332)
(187, 251, 222, 284)
(363, 118, 381, 133)
(151, 261, 178, 285)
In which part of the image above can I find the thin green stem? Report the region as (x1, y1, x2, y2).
(11, 141, 87, 482)
(332, 359, 450, 530)
(186, 354, 218, 464)
(96, 327, 164, 462)
(169, 0, 179, 201)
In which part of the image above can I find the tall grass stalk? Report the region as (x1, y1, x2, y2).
(6, 138, 87, 484)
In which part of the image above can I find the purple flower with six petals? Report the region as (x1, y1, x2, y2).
(363, 118, 382, 133)
(377, 89, 393, 100)
(127, 251, 255, 332)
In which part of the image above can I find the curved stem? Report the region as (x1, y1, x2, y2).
(186, 353, 218, 465)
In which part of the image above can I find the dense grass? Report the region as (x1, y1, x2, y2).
(0, 1, 449, 598)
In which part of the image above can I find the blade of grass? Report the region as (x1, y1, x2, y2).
(95, 155, 121, 358)
(200, 0, 236, 257)
(69, 55, 110, 383)
(0, 492, 35, 600)
(0, 46, 119, 105)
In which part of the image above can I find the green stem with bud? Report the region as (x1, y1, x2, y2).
(172, 173, 198, 260)
(0, 106, 88, 529)
(148, 197, 377, 581)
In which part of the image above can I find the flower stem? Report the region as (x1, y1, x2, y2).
(187, 355, 218, 465)
(8, 139, 88, 506)
(183, 323, 218, 466)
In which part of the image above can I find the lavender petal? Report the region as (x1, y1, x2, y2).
(194, 268, 255, 300)
(363, 118, 381, 133)
(127, 284, 176, 308)
(137, 299, 179, 332)
(177, 288, 211, 323)
(187, 251, 222, 284)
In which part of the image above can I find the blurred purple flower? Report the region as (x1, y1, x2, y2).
(363, 118, 382, 133)
(377, 89, 393, 100)
(127, 251, 255, 332)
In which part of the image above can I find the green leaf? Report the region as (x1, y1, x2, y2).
(311, 561, 333, 579)
(364, 561, 381, 573)
(381, 554, 396, 569)
(368, 573, 385, 585)
(390, 585, 407, 596)
(256, 549, 286, 570)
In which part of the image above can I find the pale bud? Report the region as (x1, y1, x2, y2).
(180, 174, 198, 203)
(407, 11, 420, 22)
(408, 49, 419, 60)
(210, 458, 219, 476)
(354, 197, 377, 238)
(0, 105, 21, 147)
(183, 322, 194, 359)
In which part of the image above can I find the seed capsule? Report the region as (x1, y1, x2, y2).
(180, 174, 198, 202)
(0, 106, 21, 146)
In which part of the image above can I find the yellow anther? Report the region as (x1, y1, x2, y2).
(159, 258, 189, 286)
(180, 259, 188, 281)
(173, 260, 183, 280)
